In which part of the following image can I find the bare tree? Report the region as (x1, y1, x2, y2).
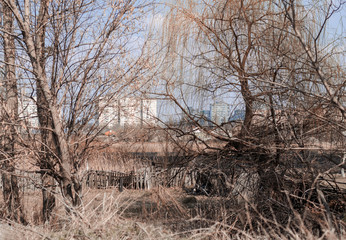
(159, 0, 345, 151)
(0, 0, 152, 217)
(156, 1, 345, 216)
(0, 2, 25, 223)
(160, 0, 291, 149)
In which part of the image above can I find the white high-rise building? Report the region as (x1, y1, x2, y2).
(211, 101, 230, 125)
(99, 97, 157, 128)
(18, 94, 39, 130)
(0, 69, 39, 131)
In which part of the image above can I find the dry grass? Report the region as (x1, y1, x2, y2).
(82, 139, 227, 172)
(0, 188, 187, 240)
(2, 143, 345, 239)
(82, 141, 174, 172)
(0, 186, 344, 240)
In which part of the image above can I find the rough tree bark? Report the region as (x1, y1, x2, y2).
(37, 86, 57, 222)
(0, 3, 26, 223)
(35, 0, 56, 221)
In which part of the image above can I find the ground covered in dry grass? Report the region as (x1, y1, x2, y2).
(0, 188, 225, 239)
(0, 185, 345, 239)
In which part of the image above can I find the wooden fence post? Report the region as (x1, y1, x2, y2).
(119, 177, 123, 192)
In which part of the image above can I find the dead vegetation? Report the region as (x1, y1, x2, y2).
(0, 180, 344, 239)
(0, 0, 345, 239)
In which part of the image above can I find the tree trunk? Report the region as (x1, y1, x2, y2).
(1, 170, 25, 223)
(0, 3, 25, 223)
(239, 76, 254, 138)
(41, 173, 56, 223)
(36, 80, 58, 222)
(34, 0, 58, 220)
(36, 81, 81, 213)
(33, 0, 81, 215)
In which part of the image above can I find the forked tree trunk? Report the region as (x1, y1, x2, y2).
(36, 78, 82, 214)
(0, 3, 25, 223)
(34, 0, 79, 218)
(61, 176, 82, 207)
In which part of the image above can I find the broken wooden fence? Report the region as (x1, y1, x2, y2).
(0, 167, 197, 192)
(85, 167, 197, 190)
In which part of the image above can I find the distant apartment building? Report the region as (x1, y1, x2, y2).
(18, 92, 39, 130)
(199, 110, 211, 126)
(184, 107, 211, 126)
(185, 103, 230, 126)
(229, 109, 245, 121)
(0, 81, 39, 131)
(210, 101, 231, 125)
(99, 97, 157, 128)
(0, 67, 38, 130)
